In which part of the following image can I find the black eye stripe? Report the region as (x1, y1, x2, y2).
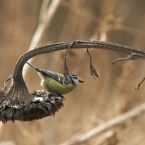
(71, 76, 78, 79)
(69, 74, 78, 79)
(69, 76, 76, 86)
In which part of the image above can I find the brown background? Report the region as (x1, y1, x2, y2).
(1, 0, 145, 145)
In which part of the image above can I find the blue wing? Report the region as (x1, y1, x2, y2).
(41, 70, 64, 85)
(26, 62, 65, 85)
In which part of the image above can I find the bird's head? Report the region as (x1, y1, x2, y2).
(69, 74, 83, 86)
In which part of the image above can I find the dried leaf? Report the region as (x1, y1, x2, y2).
(87, 48, 99, 79)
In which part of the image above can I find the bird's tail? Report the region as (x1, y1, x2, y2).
(26, 62, 41, 73)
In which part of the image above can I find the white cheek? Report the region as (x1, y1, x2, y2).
(74, 79, 79, 85)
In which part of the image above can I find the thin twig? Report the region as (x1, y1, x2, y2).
(112, 53, 145, 90)
(112, 53, 145, 64)
(133, 77, 145, 90)
(2, 75, 13, 91)
(63, 41, 77, 80)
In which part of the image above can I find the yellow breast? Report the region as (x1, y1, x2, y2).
(40, 78, 75, 95)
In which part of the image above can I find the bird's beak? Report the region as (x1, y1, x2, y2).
(79, 79, 84, 83)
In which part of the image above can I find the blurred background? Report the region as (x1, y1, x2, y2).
(1, 0, 145, 145)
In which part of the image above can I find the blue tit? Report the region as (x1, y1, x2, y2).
(26, 62, 83, 95)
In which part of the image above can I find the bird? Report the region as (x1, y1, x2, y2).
(26, 62, 83, 95)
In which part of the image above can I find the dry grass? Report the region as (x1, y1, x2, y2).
(1, 0, 145, 145)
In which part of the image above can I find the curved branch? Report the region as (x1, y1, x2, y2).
(10, 40, 145, 102)
(13, 40, 145, 80)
